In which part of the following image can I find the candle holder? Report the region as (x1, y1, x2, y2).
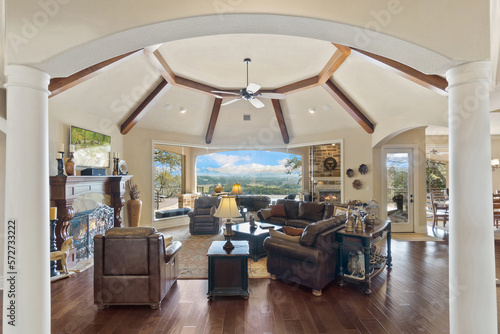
(50, 219, 60, 277)
(113, 157, 119, 175)
(57, 152, 65, 176)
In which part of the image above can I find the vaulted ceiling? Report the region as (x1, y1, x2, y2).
(48, 34, 455, 147)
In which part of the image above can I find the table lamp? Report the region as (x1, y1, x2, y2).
(214, 195, 240, 250)
(231, 183, 243, 206)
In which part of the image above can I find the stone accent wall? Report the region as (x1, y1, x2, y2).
(178, 193, 200, 209)
(311, 144, 341, 178)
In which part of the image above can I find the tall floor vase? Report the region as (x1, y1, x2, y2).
(127, 199, 142, 227)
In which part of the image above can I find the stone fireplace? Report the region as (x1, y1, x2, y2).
(309, 144, 342, 202)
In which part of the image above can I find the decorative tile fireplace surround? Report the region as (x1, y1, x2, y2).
(71, 204, 114, 260)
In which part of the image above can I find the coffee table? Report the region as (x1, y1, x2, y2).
(232, 222, 282, 262)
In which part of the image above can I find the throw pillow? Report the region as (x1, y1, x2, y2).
(162, 234, 173, 246)
(269, 228, 300, 242)
(260, 208, 272, 220)
(283, 226, 304, 236)
(335, 206, 348, 216)
(270, 204, 287, 217)
(298, 202, 325, 221)
(299, 216, 343, 246)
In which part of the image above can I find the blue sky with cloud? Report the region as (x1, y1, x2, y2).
(197, 150, 300, 176)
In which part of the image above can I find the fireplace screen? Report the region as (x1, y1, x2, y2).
(318, 190, 341, 203)
(70, 204, 114, 260)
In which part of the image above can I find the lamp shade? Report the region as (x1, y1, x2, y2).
(231, 183, 243, 195)
(214, 196, 241, 218)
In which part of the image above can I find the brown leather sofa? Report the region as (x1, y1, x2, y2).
(188, 196, 221, 235)
(263, 216, 345, 296)
(257, 199, 338, 228)
(94, 227, 182, 309)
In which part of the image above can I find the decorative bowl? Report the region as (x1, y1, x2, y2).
(213, 185, 224, 193)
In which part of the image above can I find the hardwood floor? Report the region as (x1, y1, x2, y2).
(2, 229, 500, 333)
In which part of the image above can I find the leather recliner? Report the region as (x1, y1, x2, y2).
(188, 196, 221, 235)
(94, 227, 182, 309)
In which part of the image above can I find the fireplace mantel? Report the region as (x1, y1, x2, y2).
(50, 175, 133, 250)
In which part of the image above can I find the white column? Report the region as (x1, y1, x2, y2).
(3, 65, 51, 333)
(447, 61, 497, 334)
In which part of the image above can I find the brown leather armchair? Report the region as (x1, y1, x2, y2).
(188, 196, 221, 235)
(263, 217, 345, 296)
(94, 227, 182, 309)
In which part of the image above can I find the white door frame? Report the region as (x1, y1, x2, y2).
(381, 145, 419, 233)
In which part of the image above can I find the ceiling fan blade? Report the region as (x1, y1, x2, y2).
(249, 98, 265, 109)
(221, 98, 242, 106)
(211, 90, 241, 96)
(246, 83, 261, 94)
(257, 92, 287, 99)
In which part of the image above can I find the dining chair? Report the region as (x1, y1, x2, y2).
(431, 191, 448, 229)
(493, 194, 500, 228)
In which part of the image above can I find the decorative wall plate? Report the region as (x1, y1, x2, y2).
(323, 157, 337, 171)
(346, 168, 354, 178)
(358, 164, 368, 175)
(352, 179, 362, 190)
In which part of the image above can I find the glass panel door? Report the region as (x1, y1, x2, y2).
(383, 148, 414, 232)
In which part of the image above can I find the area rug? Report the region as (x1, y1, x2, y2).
(391, 233, 444, 242)
(159, 225, 270, 279)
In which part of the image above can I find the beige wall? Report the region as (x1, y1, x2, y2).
(374, 127, 427, 233)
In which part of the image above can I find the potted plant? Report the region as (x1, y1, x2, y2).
(127, 179, 142, 227)
(392, 194, 404, 211)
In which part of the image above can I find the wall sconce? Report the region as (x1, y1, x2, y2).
(492, 159, 500, 172)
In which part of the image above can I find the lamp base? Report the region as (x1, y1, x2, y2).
(223, 238, 234, 251)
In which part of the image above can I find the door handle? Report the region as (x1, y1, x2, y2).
(410, 194, 414, 203)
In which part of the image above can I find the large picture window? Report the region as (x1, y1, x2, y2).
(154, 145, 184, 219)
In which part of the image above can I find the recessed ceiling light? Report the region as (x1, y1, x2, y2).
(164, 104, 172, 110)
(308, 108, 316, 114)
(323, 104, 331, 110)
(179, 107, 187, 114)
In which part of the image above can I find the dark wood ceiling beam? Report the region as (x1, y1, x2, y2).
(351, 48, 448, 96)
(274, 45, 351, 95)
(322, 80, 374, 134)
(120, 79, 172, 135)
(206, 98, 223, 144)
(146, 49, 223, 98)
(49, 49, 143, 98)
(271, 99, 290, 144)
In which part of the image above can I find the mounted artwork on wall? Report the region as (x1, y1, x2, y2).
(70, 126, 111, 168)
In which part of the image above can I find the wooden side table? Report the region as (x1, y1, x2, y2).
(207, 240, 249, 300)
(337, 220, 392, 295)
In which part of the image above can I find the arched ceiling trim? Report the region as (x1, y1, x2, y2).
(33, 14, 457, 78)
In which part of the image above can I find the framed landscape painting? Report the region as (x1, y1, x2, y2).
(70, 126, 111, 168)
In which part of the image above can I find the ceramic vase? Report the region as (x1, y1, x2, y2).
(64, 153, 75, 176)
(127, 198, 142, 227)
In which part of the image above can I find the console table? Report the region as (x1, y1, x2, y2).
(337, 220, 392, 295)
(207, 240, 249, 300)
(49, 175, 132, 250)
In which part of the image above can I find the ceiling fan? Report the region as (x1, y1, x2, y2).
(212, 58, 286, 109)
